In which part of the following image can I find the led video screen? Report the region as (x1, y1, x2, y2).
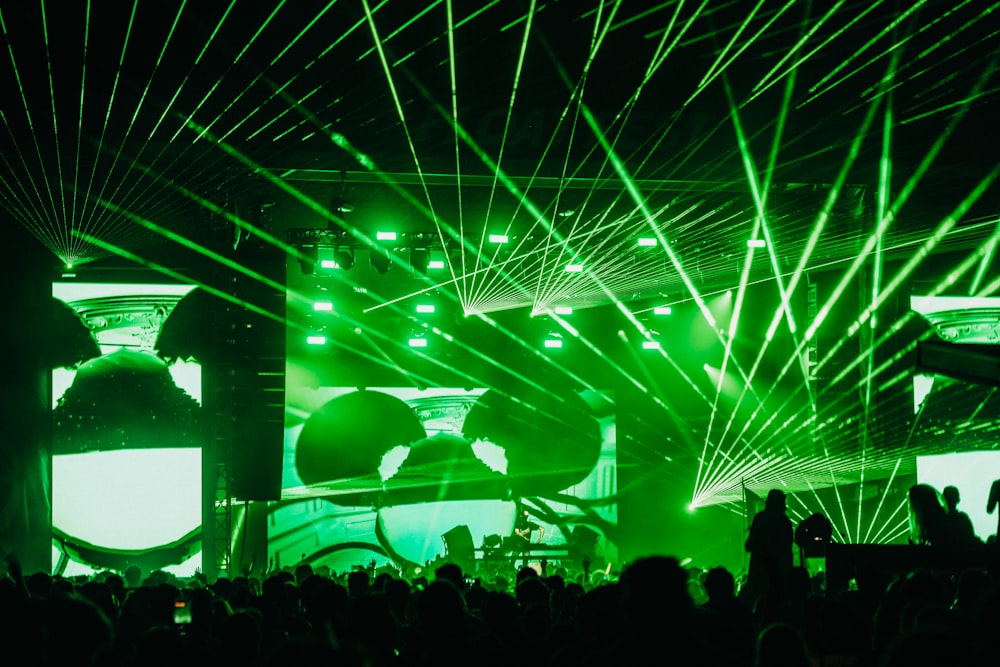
(273, 383, 617, 575)
(916, 451, 1000, 543)
(51, 281, 202, 577)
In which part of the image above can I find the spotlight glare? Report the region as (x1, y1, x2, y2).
(320, 259, 339, 269)
(376, 231, 397, 241)
(554, 306, 573, 315)
(637, 237, 658, 247)
(416, 304, 435, 313)
(653, 306, 672, 315)
(488, 234, 509, 244)
(331, 196, 354, 214)
(407, 338, 427, 348)
(747, 239, 766, 248)
(313, 302, 334, 312)
(306, 335, 327, 345)
(642, 341, 661, 350)
(428, 259, 445, 269)
(543, 339, 563, 349)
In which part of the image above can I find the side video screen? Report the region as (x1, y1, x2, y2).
(51, 281, 202, 577)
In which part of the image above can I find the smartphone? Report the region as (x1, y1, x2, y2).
(173, 600, 192, 625)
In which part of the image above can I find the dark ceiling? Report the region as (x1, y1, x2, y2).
(2, 1, 996, 284)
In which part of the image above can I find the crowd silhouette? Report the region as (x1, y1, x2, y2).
(4, 484, 1000, 666)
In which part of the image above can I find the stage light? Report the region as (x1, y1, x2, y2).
(376, 231, 397, 241)
(416, 304, 435, 314)
(335, 248, 355, 270)
(747, 239, 766, 248)
(488, 234, 509, 244)
(408, 337, 428, 348)
(313, 302, 334, 312)
(297, 245, 317, 275)
(370, 249, 391, 274)
(318, 246, 345, 270)
(565, 263, 583, 273)
(642, 340, 661, 350)
(554, 306, 573, 315)
(653, 306, 672, 315)
(428, 259, 445, 270)
(331, 171, 355, 216)
(306, 335, 327, 345)
(637, 237, 658, 247)
(331, 196, 355, 214)
(544, 339, 563, 349)
(410, 248, 429, 274)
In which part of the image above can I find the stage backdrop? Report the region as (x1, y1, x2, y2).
(270, 382, 617, 576)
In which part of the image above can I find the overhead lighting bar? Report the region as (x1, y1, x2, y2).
(565, 263, 583, 273)
(653, 306, 672, 315)
(306, 336, 327, 345)
(319, 259, 339, 269)
(747, 239, 767, 248)
(376, 231, 397, 241)
(642, 341, 661, 350)
(408, 337, 428, 348)
(313, 302, 334, 312)
(554, 306, 573, 315)
(488, 234, 509, 244)
(416, 304, 435, 313)
(637, 237, 658, 247)
(543, 339, 563, 349)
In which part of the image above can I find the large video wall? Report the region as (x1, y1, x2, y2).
(272, 378, 618, 575)
(51, 281, 202, 576)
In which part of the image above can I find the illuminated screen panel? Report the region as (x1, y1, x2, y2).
(51, 282, 202, 577)
(273, 384, 617, 575)
(916, 451, 1000, 542)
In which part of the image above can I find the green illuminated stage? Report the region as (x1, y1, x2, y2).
(0, 3, 996, 574)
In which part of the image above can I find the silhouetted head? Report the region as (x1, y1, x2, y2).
(704, 567, 736, 601)
(765, 489, 786, 512)
(942, 485, 960, 510)
(434, 562, 463, 589)
(755, 622, 811, 667)
(347, 570, 370, 597)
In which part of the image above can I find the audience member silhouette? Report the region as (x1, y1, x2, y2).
(742, 489, 793, 611)
(988, 478, 1000, 542)
(941, 485, 979, 547)
(700, 566, 755, 665)
(754, 622, 812, 667)
(907, 484, 947, 545)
